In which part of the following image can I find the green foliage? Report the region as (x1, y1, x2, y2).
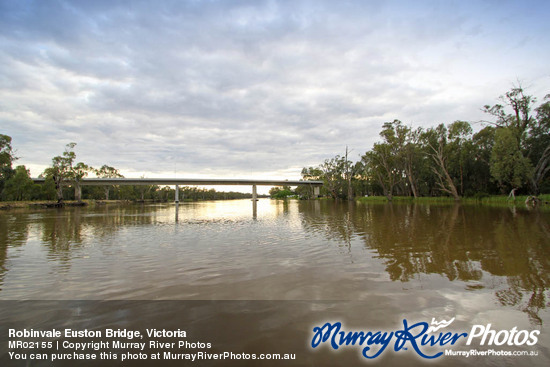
(269, 187, 295, 199)
(41, 176, 58, 200)
(0, 134, 16, 197)
(304, 87, 549, 201)
(2, 87, 550, 203)
(95, 165, 124, 200)
(2, 165, 36, 201)
(490, 127, 533, 191)
(43, 143, 78, 202)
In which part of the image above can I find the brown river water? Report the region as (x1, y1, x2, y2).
(0, 199, 549, 366)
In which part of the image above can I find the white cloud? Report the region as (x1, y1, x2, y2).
(1, 0, 549, 183)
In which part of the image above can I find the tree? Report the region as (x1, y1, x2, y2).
(299, 166, 324, 198)
(269, 186, 294, 199)
(362, 142, 401, 201)
(490, 127, 533, 193)
(319, 156, 345, 199)
(378, 120, 425, 198)
(135, 176, 156, 201)
(422, 124, 460, 200)
(342, 146, 358, 200)
(360, 120, 418, 201)
(2, 165, 35, 201)
(71, 162, 92, 202)
(483, 86, 549, 194)
(95, 165, 124, 200)
(527, 95, 550, 194)
(402, 127, 424, 198)
(0, 134, 16, 198)
(41, 176, 57, 201)
(482, 86, 536, 141)
(43, 143, 77, 203)
(446, 120, 473, 196)
(469, 126, 497, 195)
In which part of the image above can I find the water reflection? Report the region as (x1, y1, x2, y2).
(0, 212, 29, 290)
(299, 201, 550, 324)
(0, 201, 549, 323)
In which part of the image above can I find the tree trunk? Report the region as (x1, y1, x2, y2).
(75, 182, 82, 202)
(508, 188, 517, 201)
(405, 162, 418, 198)
(54, 176, 63, 203)
(531, 144, 550, 195)
(429, 142, 460, 201)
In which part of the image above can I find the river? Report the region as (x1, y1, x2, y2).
(0, 199, 549, 366)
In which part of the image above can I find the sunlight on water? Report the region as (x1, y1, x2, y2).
(0, 200, 547, 305)
(1, 199, 549, 365)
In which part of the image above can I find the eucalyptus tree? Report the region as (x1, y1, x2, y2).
(2, 165, 35, 201)
(319, 156, 346, 199)
(0, 134, 16, 197)
(359, 120, 408, 201)
(401, 127, 425, 198)
(302, 152, 356, 200)
(528, 95, 550, 194)
(422, 124, 460, 200)
(446, 120, 474, 196)
(361, 142, 401, 201)
(96, 165, 124, 200)
(299, 166, 325, 198)
(71, 162, 93, 202)
(483, 87, 549, 194)
(378, 120, 426, 198)
(482, 87, 536, 142)
(343, 146, 357, 200)
(43, 143, 77, 203)
(42, 143, 93, 203)
(470, 126, 497, 194)
(490, 127, 533, 193)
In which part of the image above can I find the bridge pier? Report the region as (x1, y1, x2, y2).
(313, 186, 320, 198)
(252, 184, 257, 201)
(175, 185, 179, 203)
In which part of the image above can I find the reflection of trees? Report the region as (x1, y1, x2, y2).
(491, 211, 550, 325)
(40, 205, 160, 258)
(298, 200, 358, 251)
(299, 202, 550, 323)
(0, 205, 164, 294)
(0, 213, 30, 290)
(3, 205, 159, 273)
(40, 209, 85, 262)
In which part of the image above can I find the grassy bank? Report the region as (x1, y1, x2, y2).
(356, 194, 550, 206)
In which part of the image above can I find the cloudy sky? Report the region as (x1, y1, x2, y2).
(1, 0, 549, 188)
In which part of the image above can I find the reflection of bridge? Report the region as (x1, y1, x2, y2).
(31, 178, 323, 202)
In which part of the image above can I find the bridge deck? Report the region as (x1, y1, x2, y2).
(31, 178, 323, 186)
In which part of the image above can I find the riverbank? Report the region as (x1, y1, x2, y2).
(356, 194, 550, 206)
(0, 199, 133, 210)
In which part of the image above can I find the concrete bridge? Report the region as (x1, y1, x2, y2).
(31, 177, 323, 202)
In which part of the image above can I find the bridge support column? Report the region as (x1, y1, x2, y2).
(175, 185, 179, 203)
(313, 186, 320, 198)
(252, 184, 257, 201)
